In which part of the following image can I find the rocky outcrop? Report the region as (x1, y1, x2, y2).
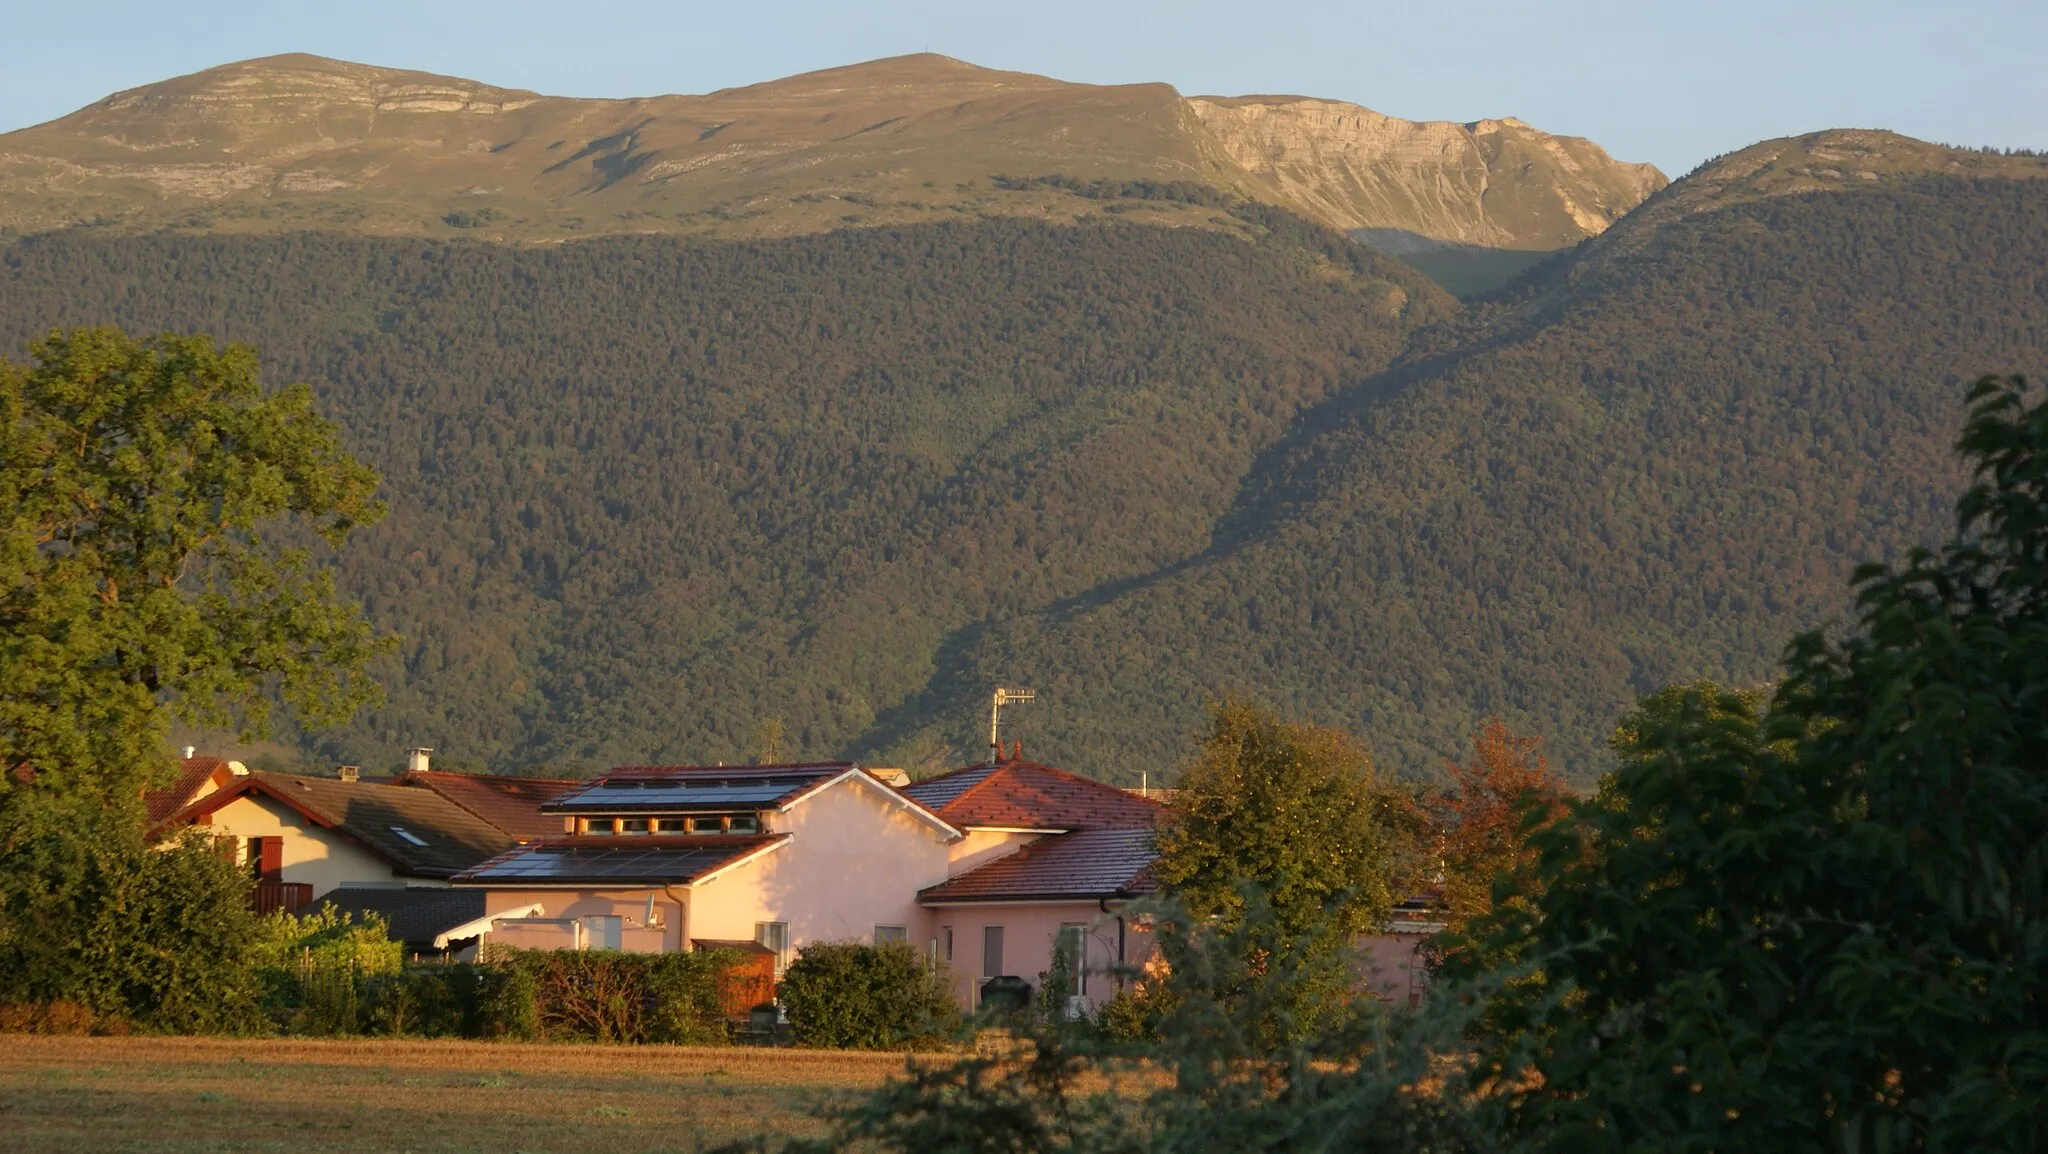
(1189, 96, 1666, 249)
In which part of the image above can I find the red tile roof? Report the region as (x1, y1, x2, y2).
(918, 829, 1157, 904)
(904, 760, 1165, 831)
(145, 757, 234, 826)
(396, 770, 581, 841)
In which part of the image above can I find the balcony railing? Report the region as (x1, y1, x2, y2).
(250, 880, 313, 916)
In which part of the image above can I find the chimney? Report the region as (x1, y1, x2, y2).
(227, 761, 249, 776)
(406, 747, 433, 774)
(181, 745, 196, 760)
(338, 765, 361, 783)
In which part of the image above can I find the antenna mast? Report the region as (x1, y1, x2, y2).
(988, 686, 1035, 763)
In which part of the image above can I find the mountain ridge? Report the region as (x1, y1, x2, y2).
(0, 52, 1664, 260)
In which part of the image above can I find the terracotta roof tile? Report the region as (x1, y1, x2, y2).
(904, 760, 1164, 831)
(396, 771, 581, 840)
(919, 829, 1157, 904)
(145, 757, 233, 826)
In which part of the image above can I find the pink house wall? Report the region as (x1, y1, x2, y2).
(692, 779, 953, 955)
(473, 775, 955, 959)
(928, 901, 1155, 1011)
(1355, 930, 1436, 1005)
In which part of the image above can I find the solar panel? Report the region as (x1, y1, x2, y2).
(461, 839, 780, 883)
(548, 770, 839, 812)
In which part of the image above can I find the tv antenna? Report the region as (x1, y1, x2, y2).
(988, 686, 1035, 763)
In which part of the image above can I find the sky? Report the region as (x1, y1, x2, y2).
(0, 0, 2042, 177)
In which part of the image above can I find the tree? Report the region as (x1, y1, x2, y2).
(0, 327, 388, 812)
(1152, 701, 1395, 946)
(1468, 375, 2048, 1151)
(1432, 720, 1567, 930)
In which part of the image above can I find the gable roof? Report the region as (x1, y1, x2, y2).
(918, 828, 1157, 904)
(145, 756, 236, 826)
(316, 888, 488, 947)
(451, 834, 788, 886)
(395, 770, 581, 841)
(175, 772, 515, 878)
(904, 760, 1165, 831)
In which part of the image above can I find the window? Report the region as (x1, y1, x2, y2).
(982, 926, 1005, 979)
(943, 926, 954, 963)
(728, 814, 761, 833)
(755, 921, 789, 974)
(1057, 924, 1087, 997)
(688, 815, 724, 834)
(874, 925, 908, 946)
(247, 836, 281, 882)
(618, 818, 650, 835)
(389, 826, 428, 847)
(654, 818, 688, 833)
(581, 915, 622, 951)
(582, 818, 616, 835)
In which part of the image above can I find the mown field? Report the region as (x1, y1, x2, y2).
(0, 1035, 916, 1152)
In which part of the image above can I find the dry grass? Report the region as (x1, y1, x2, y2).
(0, 1035, 921, 1152)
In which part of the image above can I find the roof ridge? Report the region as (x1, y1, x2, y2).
(930, 760, 1016, 815)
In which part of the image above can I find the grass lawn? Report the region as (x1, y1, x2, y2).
(0, 1034, 917, 1152)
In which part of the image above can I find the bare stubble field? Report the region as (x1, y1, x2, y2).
(0, 1035, 918, 1152)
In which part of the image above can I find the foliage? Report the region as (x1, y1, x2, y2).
(1430, 721, 1568, 929)
(0, 327, 388, 808)
(0, 222, 1441, 777)
(1154, 702, 1395, 942)
(1464, 375, 2048, 1150)
(951, 177, 2048, 783)
(778, 941, 961, 1051)
(251, 905, 402, 1035)
(745, 894, 1504, 1154)
(0, 821, 264, 1033)
(491, 947, 740, 1044)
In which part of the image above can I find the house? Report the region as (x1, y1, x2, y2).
(904, 758, 1165, 1012)
(167, 771, 517, 910)
(452, 763, 961, 963)
(143, 754, 242, 829)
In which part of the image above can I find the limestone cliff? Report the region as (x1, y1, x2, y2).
(1188, 96, 1666, 249)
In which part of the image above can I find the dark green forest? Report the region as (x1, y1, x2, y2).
(948, 177, 2048, 778)
(0, 218, 1446, 776)
(1, 177, 2041, 782)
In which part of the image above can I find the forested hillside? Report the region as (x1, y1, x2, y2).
(4, 170, 2041, 783)
(0, 217, 1446, 774)
(932, 176, 2048, 779)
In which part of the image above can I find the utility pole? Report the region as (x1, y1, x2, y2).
(988, 687, 1035, 763)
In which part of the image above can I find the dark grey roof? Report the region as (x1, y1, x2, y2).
(452, 835, 787, 885)
(903, 763, 1001, 811)
(185, 773, 516, 878)
(544, 764, 850, 814)
(316, 888, 487, 946)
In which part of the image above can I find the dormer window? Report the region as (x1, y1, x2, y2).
(583, 818, 616, 836)
(729, 814, 760, 834)
(654, 818, 688, 834)
(619, 818, 650, 835)
(688, 816, 724, 834)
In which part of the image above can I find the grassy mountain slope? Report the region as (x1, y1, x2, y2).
(891, 169, 2048, 782)
(0, 216, 1449, 774)
(0, 53, 1661, 265)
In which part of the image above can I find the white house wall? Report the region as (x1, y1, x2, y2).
(199, 794, 427, 896)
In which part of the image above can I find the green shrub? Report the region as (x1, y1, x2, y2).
(778, 941, 960, 1051)
(251, 905, 402, 1035)
(478, 948, 741, 1043)
(0, 811, 266, 1034)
